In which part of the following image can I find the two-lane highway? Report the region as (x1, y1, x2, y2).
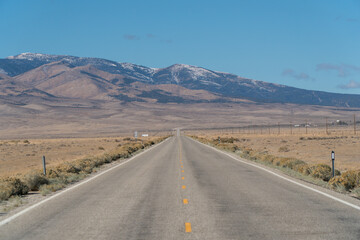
(1, 136, 360, 239)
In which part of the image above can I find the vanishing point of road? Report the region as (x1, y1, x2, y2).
(1, 136, 360, 239)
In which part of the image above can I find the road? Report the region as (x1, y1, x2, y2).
(1, 136, 360, 239)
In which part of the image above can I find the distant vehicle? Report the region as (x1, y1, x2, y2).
(142, 134, 149, 137)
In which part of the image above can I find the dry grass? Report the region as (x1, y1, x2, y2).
(0, 196, 26, 212)
(0, 136, 168, 201)
(189, 129, 360, 195)
(189, 128, 360, 171)
(1, 99, 359, 140)
(0, 137, 148, 178)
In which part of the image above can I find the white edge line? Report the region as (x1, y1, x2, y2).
(0, 137, 172, 227)
(187, 137, 360, 211)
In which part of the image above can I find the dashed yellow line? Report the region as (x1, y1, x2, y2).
(185, 222, 192, 232)
(179, 141, 192, 234)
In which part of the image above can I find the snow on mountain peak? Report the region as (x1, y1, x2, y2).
(6, 53, 77, 62)
(6, 53, 49, 60)
(119, 62, 157, 75)
(168, 63, 219, 81)
(119, 62, 136, 71)
(117, 62, 158, 82)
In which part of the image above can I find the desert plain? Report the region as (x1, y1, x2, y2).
(1, 101, 360, 177)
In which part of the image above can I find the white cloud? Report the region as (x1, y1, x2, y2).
(337, 80, 360, 89)
(316, 63, 360, 77)
(282, 68, 315, 81)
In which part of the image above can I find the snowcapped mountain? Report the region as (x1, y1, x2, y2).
(7, 53, 53, 60)
(1, 53, 360, 107)
(1, 53, 157, 83)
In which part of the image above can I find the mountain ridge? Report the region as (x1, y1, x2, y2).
(1, 52, 360, 107)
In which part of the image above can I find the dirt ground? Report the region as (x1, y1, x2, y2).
(1, 101, 359, 139)
(0, 136, 152, 177)
(188, 126, 360, 171)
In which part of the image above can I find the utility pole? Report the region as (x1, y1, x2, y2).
(290, 108, 294, 136)
(354, 114, 356, 135)
(326, 117, 329, 135)
(278, 122, 280, 135)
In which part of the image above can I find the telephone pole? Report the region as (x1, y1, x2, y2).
(278, 122, 280, 135)
(354, 114, 356, 135)
(326, 117, 329, 135)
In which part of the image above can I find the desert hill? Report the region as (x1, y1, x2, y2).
(1, 52, 360, 107)
(0, 53, 360, 138)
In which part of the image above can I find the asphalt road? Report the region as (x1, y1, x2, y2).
(1, 136, 360, 240)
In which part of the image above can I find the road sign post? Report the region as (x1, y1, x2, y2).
(331, 151, 335, 178)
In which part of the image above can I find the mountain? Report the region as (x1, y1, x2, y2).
(1, 52, 360, 107)
(1, 57, 225, 104)
(1, 53, 156, 82)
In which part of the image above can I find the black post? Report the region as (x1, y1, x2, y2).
(278, 122, 280, 135)
(42, 156, 46, 176)
(331, 151, 335, 178)
(326, 117, 328, 135)
(354, 114, 356, 135)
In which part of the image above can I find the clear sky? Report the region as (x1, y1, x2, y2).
(0, 0, 359, 94)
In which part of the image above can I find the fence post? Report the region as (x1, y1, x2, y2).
(331, 151, 335, 178)
(42, 156, 46, 176)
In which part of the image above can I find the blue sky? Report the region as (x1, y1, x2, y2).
(0, 0, 359, 94)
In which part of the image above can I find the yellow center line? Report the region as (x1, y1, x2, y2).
(185, 222, 192, 232)
(179, 141, 192, 233)
(180, 141, 192, 234)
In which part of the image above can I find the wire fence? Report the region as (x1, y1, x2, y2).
(184, 114, 358, 136)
